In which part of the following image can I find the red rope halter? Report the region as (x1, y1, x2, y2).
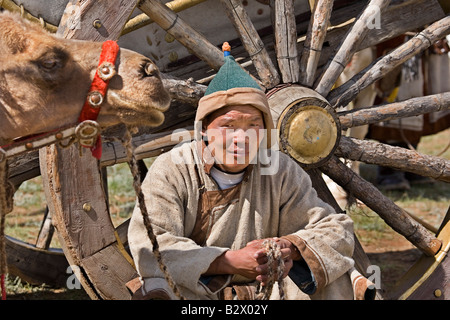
(78, 40, 120, 159)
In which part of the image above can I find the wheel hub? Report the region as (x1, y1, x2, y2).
(268, 85, 341, 168)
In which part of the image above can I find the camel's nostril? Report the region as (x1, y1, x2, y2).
(144, 62, 158, 77)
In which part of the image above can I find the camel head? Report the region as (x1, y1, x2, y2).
(0, 12, 171, 146)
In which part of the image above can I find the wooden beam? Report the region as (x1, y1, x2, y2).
(57, 0, 138, 41)
(271, 0, 299, 84)
(338, 92, 450, 130)
(35, 208, 54, 250)
(320, 156, 442, 257)
(138, 0, 224, 70)
(81, 244, 138, 299)
(220, 0, 280, 89)
(335, 136, 450, 183)
(314, 0, 391, 96)
(328, 15, 450, 108)
(299, 0, 333, 87)
(307, 168, 373, 278)
(162, 75, 207, 105)
(165, 0, 443, 85)
(122, 0, 208, 35)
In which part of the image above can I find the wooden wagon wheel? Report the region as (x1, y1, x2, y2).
(136, 0, 449, 299)
(133, 0, 450, 299)
(2, 0, 449, 300)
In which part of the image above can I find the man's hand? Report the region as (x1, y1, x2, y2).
(204, 237, 301, 286)
(248, 238, 299, 286)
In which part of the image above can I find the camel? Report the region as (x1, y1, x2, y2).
(0, 11, 171, 147)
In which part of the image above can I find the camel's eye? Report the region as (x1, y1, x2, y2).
(35, 48, 68, 73)
(40, 59, 58, 70)
(31, 48, 69, 88)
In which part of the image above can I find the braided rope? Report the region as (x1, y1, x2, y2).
(118, 129, 185, 300)
(256, 239, 285, 300)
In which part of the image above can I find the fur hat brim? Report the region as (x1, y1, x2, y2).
(195, 87, 274, 149)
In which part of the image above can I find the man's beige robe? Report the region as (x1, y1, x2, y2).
(128, 140, 356, 300)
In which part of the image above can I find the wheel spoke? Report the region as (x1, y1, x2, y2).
(314, 0, 390, 97)
(123, 0, 208, 36)
(56, 0, 136, 41)
(328, 15, 450, 108)
(338, 92, 450, 130)
(220, 0, 280, 89)
(320, 156, 442, 256)
(162, 74, 207, 106)
(335, 136, 450, 183)
(307, 168, 373, 275)
(36, 207, 55, 250)
(299, 0, 333, 87)
(270, 0, 299, 84)
(139, 0, 224, 70)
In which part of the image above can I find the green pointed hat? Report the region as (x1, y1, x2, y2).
(196, 43, 274, 148)
(203, 43, 262, 95)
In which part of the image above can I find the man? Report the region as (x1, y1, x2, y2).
(128, 44, 356, 300)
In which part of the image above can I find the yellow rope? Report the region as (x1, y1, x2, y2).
(114, 231, 135, 268)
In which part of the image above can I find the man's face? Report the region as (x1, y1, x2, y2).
(202, 105, 265, 173)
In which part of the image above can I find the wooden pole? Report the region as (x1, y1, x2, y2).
(139, 0, 224, 71)
(123, 0, 208, 35)
(328, 15, 450, 108)
(314, 0, 391, 97)
(220, 0, 280, 89)
(271, 0, 299, 84)
(299, 0, 333, 87)
(320, 156, 442, 257)
(162, 76, 207, 106)
(307, 169, 374, 278)
(56, 0, 137, 41)
(35, 208, 54, 250)
(336, 136, 450, 182)
(338, 92, 450, 130)
(40, 0, 140, 300)
(308, 0, 317, 10)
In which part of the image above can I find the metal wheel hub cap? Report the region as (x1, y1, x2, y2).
(269, 85, 341, 168)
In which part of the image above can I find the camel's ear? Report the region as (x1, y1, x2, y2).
(0, 13, 30, 54)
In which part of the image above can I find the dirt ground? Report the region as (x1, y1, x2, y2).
(360, 231, 423, 299)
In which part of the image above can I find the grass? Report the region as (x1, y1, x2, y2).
(2, 129, 449, 299)
(4, 274, 90, 300)
(4, 157, 155, 299)
(345, 128, 449, 296)
(349, 127, 450, 242)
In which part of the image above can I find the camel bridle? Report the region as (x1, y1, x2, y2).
(0, 40, 120, 162)
(0, 40, 120, 300)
